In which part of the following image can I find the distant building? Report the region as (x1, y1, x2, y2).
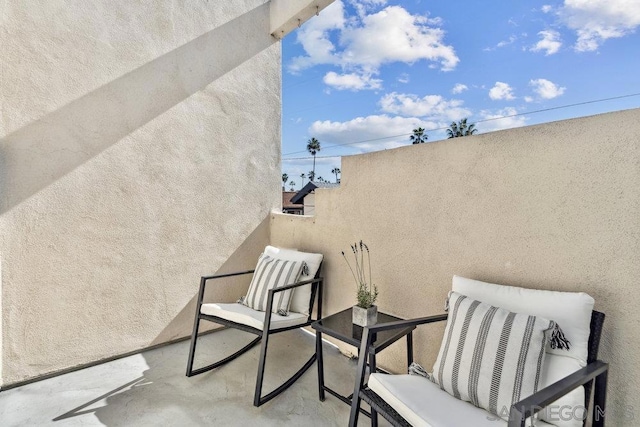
(290, 181, 339, 215)
(282, 191, 303, 215)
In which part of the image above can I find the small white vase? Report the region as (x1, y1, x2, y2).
(352, 305, 378, 327)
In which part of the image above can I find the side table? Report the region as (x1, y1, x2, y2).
(311, 307, 415, 421)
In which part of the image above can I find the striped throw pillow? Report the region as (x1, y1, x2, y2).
(429, 291, 554, 421)
(241, 254, 305, 316)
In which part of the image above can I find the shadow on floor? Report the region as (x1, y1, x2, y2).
(1, 329, 379, 426)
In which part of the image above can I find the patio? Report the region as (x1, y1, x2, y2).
(1, 0, 638, 425)
(0, 328, 385, 426)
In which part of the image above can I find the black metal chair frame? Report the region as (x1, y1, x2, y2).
(349, 311, 608, 427)
(186, 267, 323, 407)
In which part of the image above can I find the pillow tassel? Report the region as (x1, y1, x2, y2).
(408, 362, 429, 378)
(277, 308, 289, 317)
(444, 291, 452, 312)
(550, 322, 571, 350)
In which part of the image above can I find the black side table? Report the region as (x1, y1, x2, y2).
(311, 307, 415, 420)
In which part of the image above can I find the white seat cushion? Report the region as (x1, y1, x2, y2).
(200, 303, 308, 330)
(368, 373, 555, 427)
(264, 246, 323, 315)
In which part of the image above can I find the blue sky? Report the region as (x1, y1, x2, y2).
(281, 0, 640, 189)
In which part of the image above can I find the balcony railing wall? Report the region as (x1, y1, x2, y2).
(272, 108, 640, 427)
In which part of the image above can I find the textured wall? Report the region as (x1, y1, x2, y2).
(0, 0, 279, 386)
(271, 108, 640, 426)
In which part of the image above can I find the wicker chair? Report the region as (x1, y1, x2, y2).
(349, 278, 609, 427)
(186, 246, 323, 407)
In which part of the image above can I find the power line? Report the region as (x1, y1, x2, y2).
(283, 154, 343, 161)
(282, 92, 640, 158)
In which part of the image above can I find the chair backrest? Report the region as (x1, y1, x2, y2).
(263, 246, 323, 315)
(588, 310, 605, 364)
(584, 310, 605, 412)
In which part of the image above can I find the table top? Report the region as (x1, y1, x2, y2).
(311, 307, 415, 353)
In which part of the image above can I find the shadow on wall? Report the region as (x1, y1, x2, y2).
(0, 2, 274, 215)
(150, 215, 271, 346)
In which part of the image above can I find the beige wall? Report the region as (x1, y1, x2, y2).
(0, 0, 280, 386)
(271, 108, 640, 426)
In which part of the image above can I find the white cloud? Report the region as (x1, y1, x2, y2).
(541, 5, 554, 13)
(529, 78, 566, 99)
(498, 35, 517, 47)
(289, 1, 459, 77)
(452, 83, 468, 94)
(531, 30, 562, 55)
(288, 1, 346, 73)
(348, 0, 387, 17)
(524, 96, 534, 103)
(309, 115, 437, 152)
(485, 35, 517, 51)
(558, 0, 640, 51)
(478, 107, 528, 132)
(489, 82, 516, 100)
(398, 73, 410, 84)
(379, 92, 470, 121)
(341, 6, 459, 71)
(323, 71, 382, 91)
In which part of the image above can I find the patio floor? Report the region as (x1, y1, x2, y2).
(0, 328, 385, 426)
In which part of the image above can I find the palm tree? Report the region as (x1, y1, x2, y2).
(306, 137, 321, 178)
(410, 127, 428, 144)
(331, 167, 341, 183)
(300, 173, 306, 188)
(282, 173, 288, 190)
(289, 180, 296, 191)
(446, 118, 478, 138)
(317, 176, 323, 182)
(308, 170, 316, 182)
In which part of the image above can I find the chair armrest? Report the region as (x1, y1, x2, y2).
(268, 276, 324, 294)
(262, 277, 324, 333)
(508, 360, 609, 427)
(201, 269, 255, 282)
(350, 313, 448, 420)
(196, 269, 255, 308)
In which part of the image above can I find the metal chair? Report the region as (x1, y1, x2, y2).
(349, 281, 608, 427)
(186, 247, 323, 407)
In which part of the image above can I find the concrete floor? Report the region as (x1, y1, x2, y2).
(0, 328, 385, 426)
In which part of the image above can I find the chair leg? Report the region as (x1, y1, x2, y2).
(186, 316, 201, 376)
(254, 328, 271, 407)
(317, 330, 326, 401)
(253, 329, 318, 407)
(593, 369, 608, 427)
(186, 315, 262, 377)
(348, 395, 361, 427)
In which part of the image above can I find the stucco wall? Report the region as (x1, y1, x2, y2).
(0, 0, 280, 386)
(271, 108, 640, 425)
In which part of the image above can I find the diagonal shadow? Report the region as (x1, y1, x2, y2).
(0, 2, 274, 214)
(150, 215, 271, 345)
(52, 376, 147, 421)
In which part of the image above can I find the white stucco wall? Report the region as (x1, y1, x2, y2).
(0, 0, 280, 386)
(272, 108, 640, 426)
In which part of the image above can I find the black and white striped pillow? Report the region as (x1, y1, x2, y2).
(429, 291, 554, 421)
(241, 254, 304, 316)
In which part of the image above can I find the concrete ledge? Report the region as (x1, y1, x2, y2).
(270, 0, 335, 39)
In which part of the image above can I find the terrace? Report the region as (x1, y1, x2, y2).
(1, 1, 638, 426)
